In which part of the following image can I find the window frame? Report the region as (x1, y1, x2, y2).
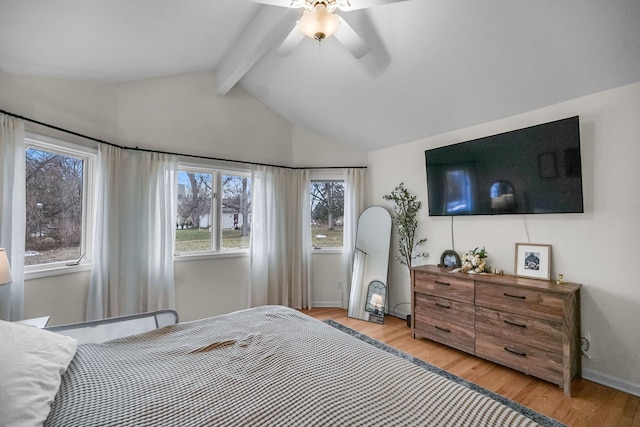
(310, 170, 345, 253)
(23, 133, 97, 278)
(174, 161, 251, 260)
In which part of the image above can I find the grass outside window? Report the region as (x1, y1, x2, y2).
(175, 228, 249, 252)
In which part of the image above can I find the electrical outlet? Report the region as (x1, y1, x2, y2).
(337, 280, 342, 289)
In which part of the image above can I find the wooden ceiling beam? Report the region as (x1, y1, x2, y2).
(215, 6, 299, 95)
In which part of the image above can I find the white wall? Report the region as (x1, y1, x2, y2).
(292, 126, 367, 168)
(174, 256, 250, 322)
(310, 252, 344, 307)
(0, 71, 117, 143)
(116, 72, 295, 166)
(24, 270, 90, 326)
(368, 82, 640, 396)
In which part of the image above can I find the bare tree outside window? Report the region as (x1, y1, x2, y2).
(221, 174, 251, 250)
(310, 180, 344, 247)
(25, 148, 84, 265)
(176, 171, 213, 252)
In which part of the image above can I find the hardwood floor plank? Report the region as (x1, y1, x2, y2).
(621, 396, 640, 426)
(301, 307, 640, 427)
(515, 382, 565, 420)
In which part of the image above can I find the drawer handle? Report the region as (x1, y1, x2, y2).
(435, 280, 450, 286)
(435, 325, 451, 333)
(504, 319, 527, 328)
(503, 292, 526, 300)
(435, 302, 452, 309)
(504, 347, 527, 357)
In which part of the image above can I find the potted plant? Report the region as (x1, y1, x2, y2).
(382, 183, 428, 273)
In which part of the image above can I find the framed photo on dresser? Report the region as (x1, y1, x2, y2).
(514, 243, 552, 280)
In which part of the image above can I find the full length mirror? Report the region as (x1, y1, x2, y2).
(348, 206, 392, 324)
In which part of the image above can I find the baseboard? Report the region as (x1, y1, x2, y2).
(311, 301, 342, 308)
(391, 308, 410, 320)
(582, 368, 640, 397)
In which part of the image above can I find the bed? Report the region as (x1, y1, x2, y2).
(1, 306, 553, 426)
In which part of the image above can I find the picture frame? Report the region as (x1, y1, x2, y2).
(439, 249, 461, 268)
(514, 243, 552, 280)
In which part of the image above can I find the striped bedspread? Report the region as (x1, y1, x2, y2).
(46, 305, 540, 426)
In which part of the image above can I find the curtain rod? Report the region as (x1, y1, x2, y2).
(0, 109, 366, 170)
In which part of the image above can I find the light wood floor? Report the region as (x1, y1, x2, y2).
(300, 307, 640, 427)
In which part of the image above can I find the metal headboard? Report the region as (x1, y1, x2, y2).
(45, 310, 179, 345)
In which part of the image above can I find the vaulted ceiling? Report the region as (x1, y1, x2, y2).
(1, 0, 639, 151)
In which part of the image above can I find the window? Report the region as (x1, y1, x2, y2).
(221, 174, 251, 251)
(310, 179, 344, 248)
(175, 166, 251, 256)
(24, 135, 95, 268)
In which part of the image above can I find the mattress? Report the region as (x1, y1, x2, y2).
(46, 305, 540, 426)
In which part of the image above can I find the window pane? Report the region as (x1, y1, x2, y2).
(221, 174, 251, 251)
(310, 181, 344, 247)
(176, 171, 213, 252)
(25, 148, 84, 265)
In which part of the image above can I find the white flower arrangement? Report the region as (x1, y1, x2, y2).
(460, 247, 489, 273)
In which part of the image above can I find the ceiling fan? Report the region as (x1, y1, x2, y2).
(248, 0, 410, 58)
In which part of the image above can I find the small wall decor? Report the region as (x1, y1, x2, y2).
(439, 250, 461, 268)
(515, 243, 552, 280)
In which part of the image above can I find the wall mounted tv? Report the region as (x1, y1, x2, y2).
(425, 116, 583, 216)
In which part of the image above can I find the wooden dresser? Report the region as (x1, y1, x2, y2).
(411, 264, 581, 396)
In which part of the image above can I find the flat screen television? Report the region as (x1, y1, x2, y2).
(425, 116, 584, 216)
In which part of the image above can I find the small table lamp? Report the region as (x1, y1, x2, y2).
(0, 248, 12, 286)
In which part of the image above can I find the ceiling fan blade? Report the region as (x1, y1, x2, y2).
(277, 27, 305, 56)
(334, 16, 371, 58)
(337, 0, 411, 12)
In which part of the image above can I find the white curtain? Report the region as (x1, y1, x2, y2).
(342, 168, 365, 308)
(87, 145, 178, 320)
(249, 166, 311, 309)
(290, 169, 311, 309)
(0, 114, 26, 321)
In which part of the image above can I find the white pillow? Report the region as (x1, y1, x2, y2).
(0, 319, 77, 427)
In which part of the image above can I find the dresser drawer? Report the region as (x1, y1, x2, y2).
(475, 306, 562, 353)
(475, 331, 563, 386)
(415, 293, 474, 328)
(415, 313, 475, 354)
(413, 271, 474, 303)
(475, 282, 564, 322)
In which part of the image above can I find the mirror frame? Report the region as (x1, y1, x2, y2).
(347, 206, 392, 324)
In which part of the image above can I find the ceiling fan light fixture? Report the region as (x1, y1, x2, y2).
(297, 3, 340, 41)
